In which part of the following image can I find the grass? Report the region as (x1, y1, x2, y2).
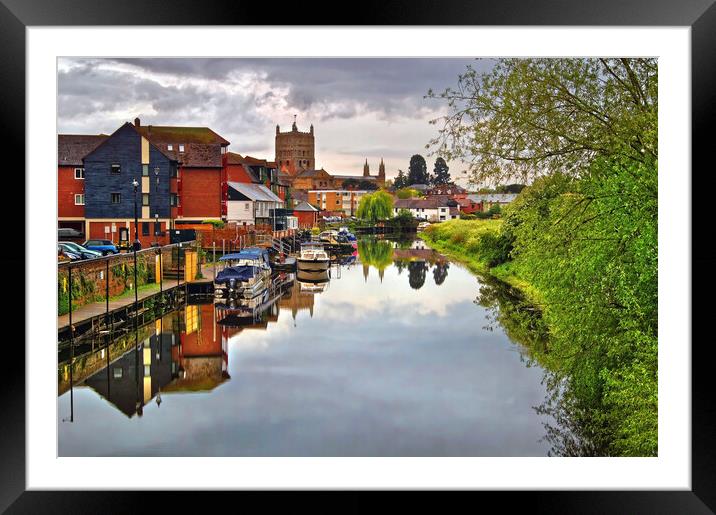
(420, 219, 543, 306)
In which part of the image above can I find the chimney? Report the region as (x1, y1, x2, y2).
(134, 117, 140, 127)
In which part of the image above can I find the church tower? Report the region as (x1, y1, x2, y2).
(363, 159, 370, 177)
(378, 158, 386, 185)
(275, 115, 315, 175)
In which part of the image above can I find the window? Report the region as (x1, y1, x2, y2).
(142, 164, 149, 176)
(111, 193, 121, 204)
(110, 164, 121, 174)
(113, 367, 123, 379)
(142, 193, 150, 206)
(244, 203, 249, 211)
(179, 144, 185, 152)
(170, 193, 179, 207)
(74, 167, 84, 179)
(167, 144, 173, 151)
(170, 164, 177, 178)
(142, 222, 150, 236)
(74, 194, 85, 205)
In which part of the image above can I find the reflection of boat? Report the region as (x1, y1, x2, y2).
(296, 268, 329, 284)
(214, 248, 272, 298)
(297, 243, 330, 272)
(215, 272, 294, 327)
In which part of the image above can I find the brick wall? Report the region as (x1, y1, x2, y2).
(58, 165, 85, 218)
(179, 167, 222, 218)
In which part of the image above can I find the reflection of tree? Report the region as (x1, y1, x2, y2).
(475, 277, 611, 456)
(358, 239, 393, 271)
(408, 261, 428, 289)
(394, 259, 406, 275)
(432, 261, 449, 285)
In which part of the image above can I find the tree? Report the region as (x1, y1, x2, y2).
(356, 190, 394, 222)
(395, 188, 420, 199)
(432, 157, 451, 185)
(358, 179, 379, 191)
(394, 169, 407, 189)
(427, 58, 657, 184)
(342, 178, 360, 190)
(407, 154, 429, 185)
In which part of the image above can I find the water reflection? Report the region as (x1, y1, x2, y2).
(59, 238, 566, 457)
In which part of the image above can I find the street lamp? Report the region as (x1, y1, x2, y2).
(132, 179, 140, 251)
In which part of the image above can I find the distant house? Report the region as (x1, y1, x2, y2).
(292, 201, 320, 228)
(393, 197, 460, 222)
(225, 152, 289, 203)
(427, 183, 467, 196)
(467, 193, 518, 212)
(308, 189, 371, 216)
(226, 181, 284, 227)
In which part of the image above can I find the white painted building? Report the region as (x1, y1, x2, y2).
(393, 198, 460, 222)
(226, 182, 283, 226)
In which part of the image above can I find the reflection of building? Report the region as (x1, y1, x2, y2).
(83, 318, 178, 418)
(278, 278, 316, 319)
(165, 303, 230, 393)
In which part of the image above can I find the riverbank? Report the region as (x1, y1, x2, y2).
(418, 219, 542, 306)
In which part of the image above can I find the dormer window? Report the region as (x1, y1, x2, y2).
(167, 144, 173, 151)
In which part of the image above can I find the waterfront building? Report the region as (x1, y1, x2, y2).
(133, 118, 229, 224)
(226, 181, 285, 228)
(57, 134, 108, 239)
(82, 122, 178, 248)
(393, 197, 461, 222)
(466, 193, 518, 212)
(292, 201, 320, 228)
(307, 189, 371, 216)
(225, 152, 290, 203)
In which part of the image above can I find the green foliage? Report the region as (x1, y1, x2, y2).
(394, 169, 408, 189)
(407, 154, 429, 185)
(203, 219, 225, 228)
(427, 58, 657, 184)
(356, 191, 394, 222)
(358, 179, 379, 191)
(395, 188, 422, 199)
(432, 157, 451, 185)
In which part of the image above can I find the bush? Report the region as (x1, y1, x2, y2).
(203, 219, 225, 229)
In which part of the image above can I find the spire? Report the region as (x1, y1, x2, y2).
(310, 123, 314, 135)
(363, 158, 370, 177)
(379, 158, 385, 177)
(292, 114, 297, 131)
(276, 124, 280, 135)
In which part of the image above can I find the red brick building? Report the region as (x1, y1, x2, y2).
(57, 134, 107, 237)
(292, 201, 319, 228)
(133, 118, 229, 224)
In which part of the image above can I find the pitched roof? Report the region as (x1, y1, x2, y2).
(135, 123, 229, 168)
(227, 182, 282, 203)
(293, 201, 319, 212)
(394, 197, 453, 209)
(135, 125, 229, 145)
(58, 134, 108, 166)
(467, 193, 518, 203)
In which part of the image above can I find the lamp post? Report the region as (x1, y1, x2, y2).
(132, 178, 139, 313)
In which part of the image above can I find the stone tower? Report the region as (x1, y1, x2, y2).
(378, 158, 386, 184)
(363, 158, 370, 177)
(275, 116, 315, 175)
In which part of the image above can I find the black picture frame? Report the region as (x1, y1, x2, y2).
(3, 0, 711, 512)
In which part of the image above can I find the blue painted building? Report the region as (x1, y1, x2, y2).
(82, 122, 178, 245)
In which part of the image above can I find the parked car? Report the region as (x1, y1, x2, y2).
(58, 227, 83, 239)
(417, 221, 431, 231)
(59, 241, 102, 260)
(82, 239, 119, 255)
(58, 245, 82, 262)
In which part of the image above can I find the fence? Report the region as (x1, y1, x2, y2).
(57, 240, 198, 316)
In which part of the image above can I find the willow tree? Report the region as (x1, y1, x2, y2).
(356, 190, 394, 222)
(426, 58, 657, 185)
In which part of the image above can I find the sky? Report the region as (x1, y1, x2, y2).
(57, 58, 493, 185)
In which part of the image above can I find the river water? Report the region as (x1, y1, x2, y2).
(58, 238, 557, 456)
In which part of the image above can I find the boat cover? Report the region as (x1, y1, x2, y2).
(215, 265, 260, 283)
(219, 247, 270, 267)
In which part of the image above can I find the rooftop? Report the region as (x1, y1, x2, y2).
(58, 134, 108, 166)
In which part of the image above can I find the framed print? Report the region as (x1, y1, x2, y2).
(3, 0, 713, 512)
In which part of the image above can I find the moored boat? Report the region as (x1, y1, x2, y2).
(214, 247, 272, 298)
(297, 242, 330, 272)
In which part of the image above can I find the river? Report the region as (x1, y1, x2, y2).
(58, 237, 560, 456)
